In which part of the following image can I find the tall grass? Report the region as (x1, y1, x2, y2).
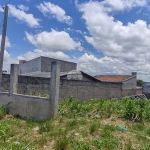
(0, 107, 6, 120)
(1, 98, 150, 149)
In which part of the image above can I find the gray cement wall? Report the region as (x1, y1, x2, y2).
(0, 61, 60, 121)
(1, 73, 137, 101)
(2, 74, 123, 100)
(19, 57, 41, 74)
(0, 92, 51, 121)
(122, 76, 136, 90)
(19, 56, 77, 74)
(59, 80, 122, 101)
(41, 57, 77, 72)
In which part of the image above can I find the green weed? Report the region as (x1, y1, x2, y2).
(89, 122, 100, 134)
(39, 122, 52, 134)
(0, 122, 10, 143)
(70, 140, 91, 150)
(93, 139, 118, 150)
(0, 107, 6, 119)
(54, 134, 70, 150)
(66, 119, 78, 130)
(42, 93, 49, 98)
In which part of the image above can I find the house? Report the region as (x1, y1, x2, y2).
(94, 72, 142, 96)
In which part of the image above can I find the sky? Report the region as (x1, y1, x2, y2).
(1, 0, 150, 81)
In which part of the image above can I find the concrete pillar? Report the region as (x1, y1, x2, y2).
(9, 64, 19, 95)
(49, 61, 60, 118)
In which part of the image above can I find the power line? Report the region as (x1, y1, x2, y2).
(5, 0, 12, 6)
(0, 0, 12, 27)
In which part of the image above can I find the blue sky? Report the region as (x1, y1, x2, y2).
(1, 0, 150, 81)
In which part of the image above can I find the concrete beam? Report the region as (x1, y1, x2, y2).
(49, 61, 60, 118)
(9, 64, 19, 95)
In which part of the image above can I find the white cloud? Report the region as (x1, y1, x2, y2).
(16, 48, 73, 71)
(17, 49, 70, 61)
(4, 50, 10, 60)
(0, 36, 18, 72)
(7, 4, 40, 28)
(65, 28, 83, 34)
(77, 53, 150, 81)
(25, 29, 83, 51)
(37, 1, 73, 25)
(75, 0, 150, 81)
(0, 35, 11, 48)
(3, 50, 18, 72)
(0, 6, 4, 12)
(18, 4, 29, 11)
(101, 0, 147, 12)
(78, 1, 150, 62)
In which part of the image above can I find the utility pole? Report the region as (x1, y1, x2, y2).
(0, 6, 8, 92)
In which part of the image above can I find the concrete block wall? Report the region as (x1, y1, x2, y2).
(19, 57, 41, 74)
(1, 73, 137, 101)
(0, 61, 60, 121)
(59, 80, 122, 101)
(121, 89, 136, 97)
(19, 56, 77, 74)
(41, 57, 77, 72)
(122, 76, 136, 90)
(136, 88, 142, 95)
(0, 93, 51, 121)
(1, 73, 10, 92)
(2, 74, 121, 100)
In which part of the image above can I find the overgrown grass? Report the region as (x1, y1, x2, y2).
(0, 107, 6, 120)
(1, 98, 150, 149)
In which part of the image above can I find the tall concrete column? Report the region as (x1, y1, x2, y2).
(9, 64, 19, 95)
(49, 61, 60, 118)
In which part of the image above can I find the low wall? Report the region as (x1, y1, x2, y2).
(0, 92, 51, 121)
(121, 89, 136, 97)
(136, 88, 143, 95)
(1, 73, 137, 101)
(59, 80, 122, 101)
(2, 73, 123, 100)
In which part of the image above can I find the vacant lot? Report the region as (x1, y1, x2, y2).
(0, 98, 150, 150)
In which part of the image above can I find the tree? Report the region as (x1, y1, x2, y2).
(137, 80, 144, 86)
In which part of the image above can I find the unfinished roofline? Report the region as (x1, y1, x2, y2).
(41, 56, 77, 64)
(19, 57, 41, 64)
(19, 56, 77, 64)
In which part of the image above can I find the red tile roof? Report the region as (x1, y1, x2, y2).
(94, 75, 132, 82)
